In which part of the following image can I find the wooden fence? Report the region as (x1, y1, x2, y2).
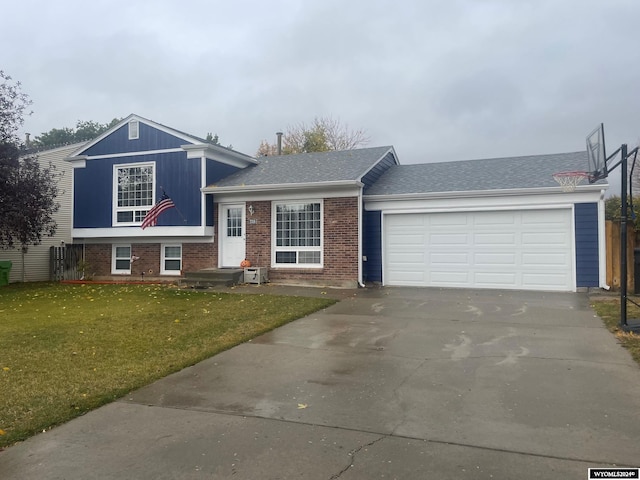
(605, 220, 639, 292)
(50, 244, 84, 281)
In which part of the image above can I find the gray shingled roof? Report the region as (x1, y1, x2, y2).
(209, 146, 393, 187)
(365, 151, 606, 195)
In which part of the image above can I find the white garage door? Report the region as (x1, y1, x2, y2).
(384, 209, 574, 291)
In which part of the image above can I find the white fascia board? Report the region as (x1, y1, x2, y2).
(206, 181, 363, 203)
(182, 144, 257, 168)
(72, 226, 214, 239)
(365, 189, 605, 213)
(67, 156, 88, 168)
(203, 180, 363, 194)
(74, 236, 215, 245)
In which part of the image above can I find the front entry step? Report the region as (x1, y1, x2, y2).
(181, 268, 243, 288)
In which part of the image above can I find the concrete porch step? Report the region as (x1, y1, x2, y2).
(181, 268, 244, 287)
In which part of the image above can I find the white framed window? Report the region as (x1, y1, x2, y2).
(161, 244, 182, 275)
(128, 120, 139, 140)
(112, 244, 131, 274)
(272, 200, 323, 268)
(113, 162, 155, 225)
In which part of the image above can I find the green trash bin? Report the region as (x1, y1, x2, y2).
(0, 260, 12, 286)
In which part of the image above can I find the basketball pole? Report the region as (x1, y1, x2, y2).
(616, 143, 640, 333)
(620, 143, 629, 329)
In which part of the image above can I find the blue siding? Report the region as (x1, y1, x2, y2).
(362, 151, 397, 192)
(82, 122, 193, 156)
(363, 210, 382, 283)
(575, 203, 599, 287)
(205, 159, 241, 227)
(74, 152, 203, 228)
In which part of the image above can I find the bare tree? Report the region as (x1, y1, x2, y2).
(256, 116, 369, 156)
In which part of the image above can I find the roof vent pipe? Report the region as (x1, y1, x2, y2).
(25, 133, 31, 147)
(276, 132, 283, 155)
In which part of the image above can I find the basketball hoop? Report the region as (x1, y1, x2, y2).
(552, 171, 589, 192)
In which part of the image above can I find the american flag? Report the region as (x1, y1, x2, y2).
(141, 193, 175, 229)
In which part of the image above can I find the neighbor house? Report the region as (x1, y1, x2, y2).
(1, 142, 85, 282)
(64, 114, 607, 292)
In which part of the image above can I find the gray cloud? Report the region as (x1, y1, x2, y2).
(3, 0, 639, 188)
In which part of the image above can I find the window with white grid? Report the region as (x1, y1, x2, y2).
(114, 162, 154, 225)
(273, 201, 322, 267)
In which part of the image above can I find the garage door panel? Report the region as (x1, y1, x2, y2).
(522, 253, 568, 266)
(474, 233, 516, 246)
(430, 253, 470, 265)
(431, 270, 470, 283)
(474, 253, 516, 265)
(384, 210, 573, 291)
(474, 272, 517, 287)
(431, 233, 469, 245)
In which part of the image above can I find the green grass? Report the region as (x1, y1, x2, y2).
(0, 283, 335, 448)
(591, 297, 640, 365)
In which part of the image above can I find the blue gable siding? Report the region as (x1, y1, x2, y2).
(362, 151, 397, 192)
(82, 122, 193, 156)
(363, 210, 382, 283)
(74, 152, 203, 228)
(575, 203, 599, 287)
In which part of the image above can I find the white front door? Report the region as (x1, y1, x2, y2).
(220, 204, 246, 267)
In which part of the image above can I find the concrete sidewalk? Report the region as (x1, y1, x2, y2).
(1, 286, 639, 479)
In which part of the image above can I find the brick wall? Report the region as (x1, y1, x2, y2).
(241, 197, 359, 287)
(84, 241, 215, 280)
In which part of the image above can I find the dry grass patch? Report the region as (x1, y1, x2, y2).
(0, 283, 335, 448)
(591, 297, 640, 365)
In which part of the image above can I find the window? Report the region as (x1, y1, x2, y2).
(112, 245, 131, 274)
(161, 244, 182, 275)
(273, 201, 322, 267)
(128, 120, 139, 140)
(226, 207, 243, 237)
(114, 162, 154, 225)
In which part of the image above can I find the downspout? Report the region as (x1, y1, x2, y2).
(358, 187, 365, 288)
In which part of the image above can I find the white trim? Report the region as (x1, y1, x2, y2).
(182, 144, 257, 167)
(79, 148, 184, 161)
(72, 236, 214, 245)
(203, 180, 363, 195)
(363, 184, 607, 203)
(212, 185, 361, 203)
(112, 161, 156, 226)
(271, 199, 324, 269)
(598, 191, 609, 289)
(68, 157, 87, 168)
(365, 190, 603, 213)
(218, 203, 246, 268)
(201, 156, 207, 228)
(72, 226, 215, 238)
(570, 204, 578, 292)
(358, 187, 364, 287)
(161, 244, 182, 275)
(112, 244, 132, 275)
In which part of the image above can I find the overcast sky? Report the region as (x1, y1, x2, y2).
(3, 0, 639, 188)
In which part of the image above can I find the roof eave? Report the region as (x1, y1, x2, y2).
(363, 183, 608, 201)
(202, 180, 364, 194)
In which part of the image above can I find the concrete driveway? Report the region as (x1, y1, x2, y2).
(1, 286, 639, 479)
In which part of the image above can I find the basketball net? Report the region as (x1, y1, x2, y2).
(552, 171, 589, 192)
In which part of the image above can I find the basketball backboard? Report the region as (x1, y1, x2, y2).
(586, 123, 607, 182)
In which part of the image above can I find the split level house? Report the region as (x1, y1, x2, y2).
(58, 114, 608, 292)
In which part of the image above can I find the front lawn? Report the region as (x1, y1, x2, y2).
(0, 283, 335, 448)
